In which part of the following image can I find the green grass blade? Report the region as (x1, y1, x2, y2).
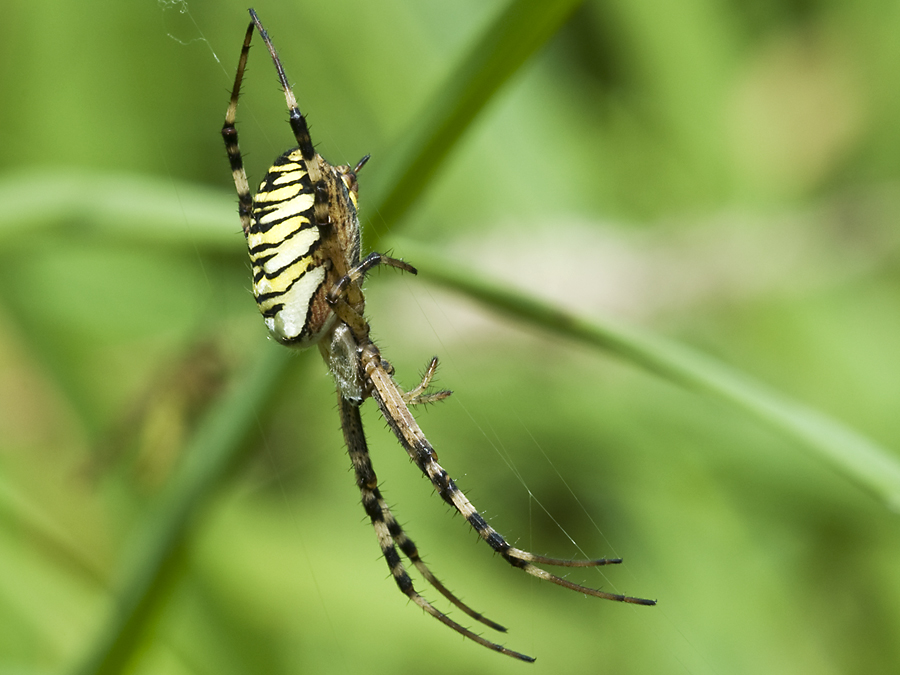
(4, 171, 899, 512)
(71, 344, 292, 675)
(395, 237, 900, 510)
(0, 169, 234, 250)
(365, 0, 585, 247)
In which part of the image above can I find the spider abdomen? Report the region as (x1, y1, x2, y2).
(248, 148, 336, 347)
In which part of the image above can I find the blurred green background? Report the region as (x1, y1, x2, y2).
(2, 0, 900, 673)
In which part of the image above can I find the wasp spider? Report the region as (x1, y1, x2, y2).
(222, 9, 654, 661)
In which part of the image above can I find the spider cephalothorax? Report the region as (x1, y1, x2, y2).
(221, 8, 654, 662)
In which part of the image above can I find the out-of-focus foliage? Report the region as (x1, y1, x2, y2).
(1, 1, 900, 674)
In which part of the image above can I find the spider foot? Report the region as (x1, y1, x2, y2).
(410, 591, 535, 662)
(508, 547, 656, 606)
(405, 390, 452, 406)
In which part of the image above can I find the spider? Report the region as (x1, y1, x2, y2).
(221, 8, 654, 662)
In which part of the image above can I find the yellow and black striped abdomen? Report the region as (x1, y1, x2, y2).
(248, 148, 332, 347)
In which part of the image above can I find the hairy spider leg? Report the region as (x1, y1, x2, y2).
(339, 397, 535, 662)
(221, 20, 255, 236)
(362, 350, 657, 606)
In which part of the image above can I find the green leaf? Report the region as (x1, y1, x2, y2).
(395, 237, 900, 511)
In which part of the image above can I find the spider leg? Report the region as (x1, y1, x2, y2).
(380, 356, 451, 407)
(248, 9, 315, 163)
(326, 252, 417, 347)
(248, 9, 340, 255)
(353, 154, 371, 174)
(221, 20, 255, 236)
(338, 396, 534, 662)
(362, 351, 656, 606)
(401, 356, 452, 407)
(327, 252, 417, 307)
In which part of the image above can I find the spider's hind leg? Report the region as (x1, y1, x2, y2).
(363, 362, 657, 607)
(337, 395, 534, 662)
